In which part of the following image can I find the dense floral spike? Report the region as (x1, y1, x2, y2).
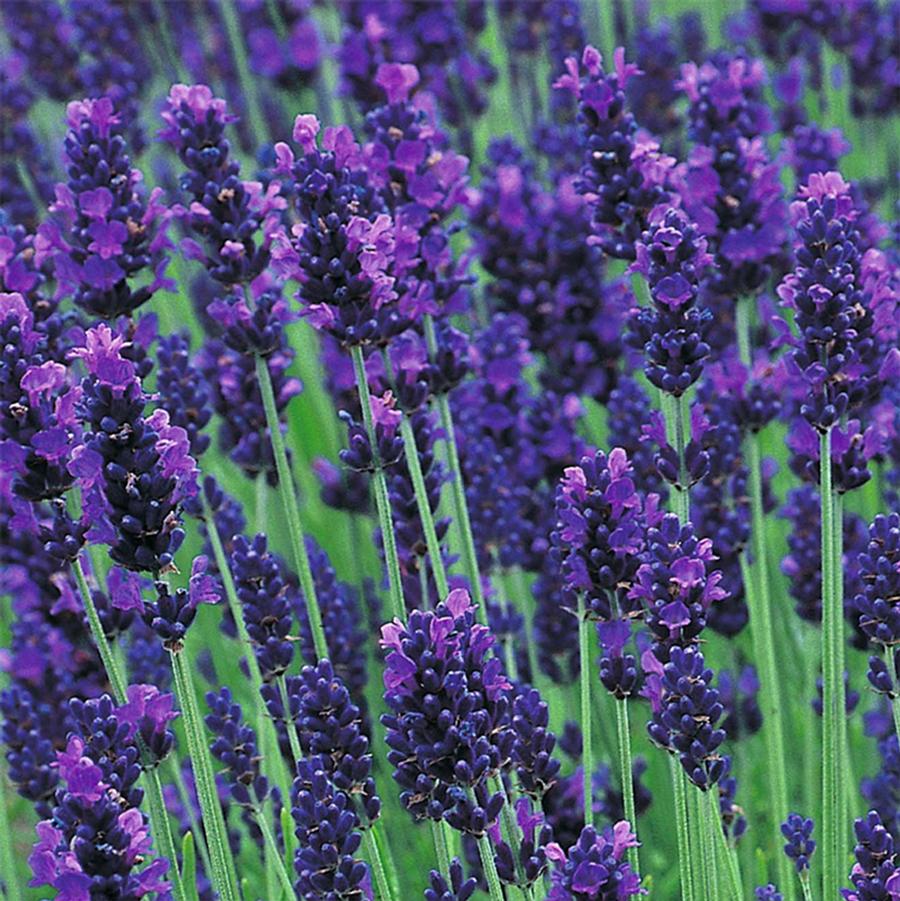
(782, 812, 816, 873)
(552, 447, 649, 622)
(632, 513, 727, 659)
(29, 696, 170, 898)
(205, 687, 269, 807)
(291, 754, 369, 900)
(778, 171, 892, 433)
(556, 44, 674, 260)
(160, 84, 274, 286)
(275, 659, 380, 823)
(155, 331, 212, 459)
(546, 821, 645, 898)
(495, 796, 553, 888)
(231, 533, 295, 681)
(855, 513, 900, 655)
(45, 97, 172, 319)
(273, 113, 408, 347)
(71, 325, 197, 573)
(142, 557, 219, 650)
(381, 588, 514, 824)
(843, 811, 900, 901)
(511, 686, 561, 799)
(627, 208, 714, 397)
(678, 53, 786, 301)
(467, 138, 624, 403)
(647, 645, 727, 790)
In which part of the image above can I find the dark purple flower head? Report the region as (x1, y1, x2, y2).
(842, 811, 900, 901)
(273, 115, 409, 347)
(274, 658, 380, 823)
(677, 53, 786, 300)
(546, 821, 645, 899)
(115, 683, 177, 766)
(756, 885, 783, 901)
(28, 697, 171, 899)
(718, 756, 747, 843)
(291, 754, 370, 901)
(855, 513, 900, 650)
(231, 533, 295, 681)
(155, 330, 212, 459)
(718, 666, 762, 741)
(142, 556, 219, 651)
(777, 172, 885, 432)
(555, 45, 674, 260)
(495, 796, 553, 888)
(380, 588, 514, 822)
(44, 96, 172, 320)
(205, 687, 269, 808)
(627, 208, 714, 397)
(161, 84, 282, 286)
(511, 686, 561, 799)
(339, 391, 404, 474)
(631, 513, 728, 660)
(782, 812, 816, 874)
(647, 645, 727, 790)
(552, 447, 651, 621)
(70, 325, 197, 573)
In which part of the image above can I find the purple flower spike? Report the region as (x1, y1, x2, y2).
(782, 812, 816, 874)
(627, 208, 714, 397)
(381, 589, 514, 825)
(552, 447, 650, 622)
(546, 821, 646, 899)
(842, 811, 900, 901)
(557, 45, 674, 260)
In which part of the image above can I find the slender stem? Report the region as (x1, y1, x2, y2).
(614, 698, 639, 873)
(218, 0, 270, 147)
(578, 595, 593, 828)
(709, 789, 743, 900)
(362, 829, 394, 901)
(800, 878, 814, 901)
(0, 759, 20, 901)
(169, 758, 214, 880)
(200, 490, 296, 806)
(476, 834, 506, 901)
(424, 315, 488, 622)
(256, 354, 328, 660)
(669, 758, 695, 901)
(349, 345, 406, 621)
(430, 819, 451, 877)
(251, 792, 295, 899)
(371, 819, 401, 898)
(692, 789, 714, 899)
(397, 412, 450, 597)
(820, 427, 842, 901)
(170, 650, 242, 901)
(737, 296, 794, 901)
(277, 674, 303, 767)
(73, 558, 186, 901)
(885, 647, 900, 747)
(672, 393, 691, 523)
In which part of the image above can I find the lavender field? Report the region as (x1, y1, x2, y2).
(1, 0, 899, 898)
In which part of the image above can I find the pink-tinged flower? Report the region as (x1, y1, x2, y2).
(376, 62, 420, 103)
(292, 113, 320, 153)
(66, 96, 119, 138)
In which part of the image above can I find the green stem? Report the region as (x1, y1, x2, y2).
(430, 819, 451, 877)
(73, 558, 185, 901)
(800, 878, 814, 901)
(476, 834, 505, 901)
(219, 0, 271, 146)
(424, 315, 488, 622)
(252, 791, 295, 899)
(349, 345, 406, 621)
(170, 650, 242, 901)
(884, 647, 900, 747)
(169, 758, 214, 880)
(200, 490, 297, 807)
(708, 789, 743, 900)
(277, 674, 303, 767)
(614, 698, 639, 873)
(255, 354, 328, 660)
(362, 829, 394, 901)
(692, 789, 714, 899)
(371, 819, 401, 898)
(578, 595, 593, 828)
(737, 297, 794, 901)
(0, 760, 20, 901)
(820, 427, 842, 901)
(396, 410, 450, 597)
(670, 757, 695, 901)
